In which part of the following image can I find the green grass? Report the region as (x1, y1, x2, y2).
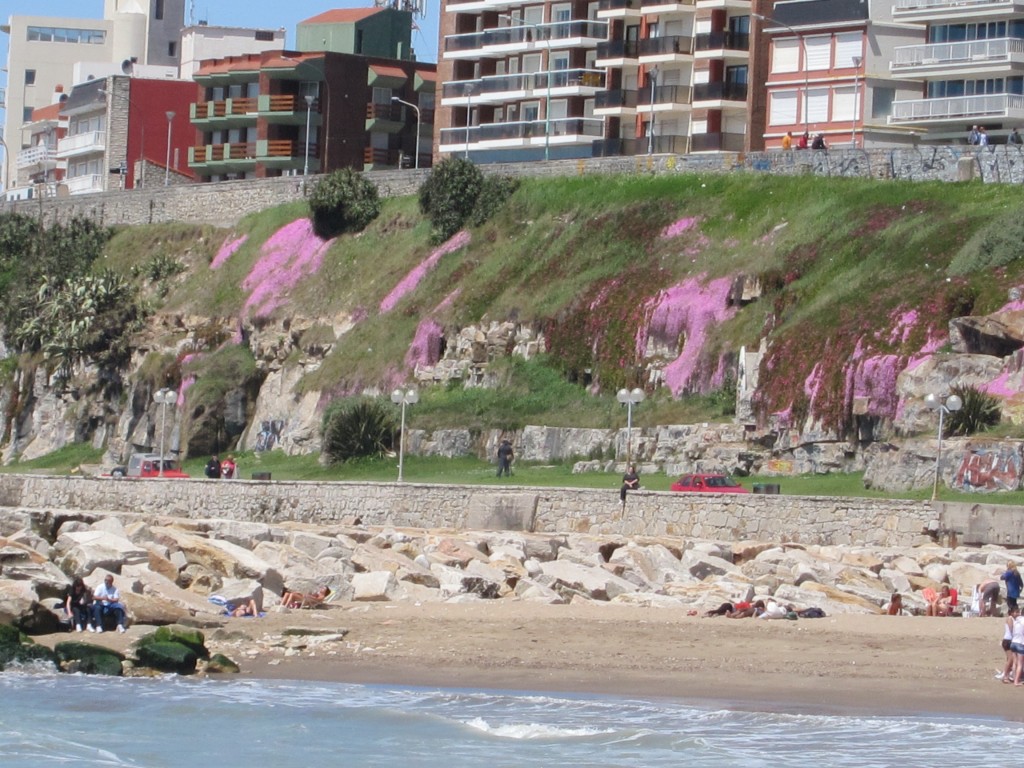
(1, 442, 105, 475)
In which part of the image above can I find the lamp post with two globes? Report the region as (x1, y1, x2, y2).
(617, 387, 646, 464)
(925, 392, 962, 501)
(391, 388, 419, 482)
(153, 388, 176, 478)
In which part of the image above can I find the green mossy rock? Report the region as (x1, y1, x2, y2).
(0, 622, 58, 671)
(134, 640, 198, 674)
(205, 653, 240, 674)
(0, 624, 24, 646)
(53, 641, 124, 676)
(138, 626, 208, 659)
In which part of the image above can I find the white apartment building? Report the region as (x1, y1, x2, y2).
(888, 0, 1024, 141)
(1, 0, 186, 194)
(179, 24, 286, 76)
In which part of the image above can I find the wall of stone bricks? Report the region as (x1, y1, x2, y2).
(0, 474, 944, 547)
(9, 145, 1022, 230)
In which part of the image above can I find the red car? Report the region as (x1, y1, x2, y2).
(670, 473, 749, 493)
(109, 453, 189, 479)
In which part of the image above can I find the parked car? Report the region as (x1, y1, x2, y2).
(109, 453, 189, 479)
(670, 473, 749, 493)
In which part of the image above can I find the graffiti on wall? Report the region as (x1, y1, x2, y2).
(953, 443, 1023, 493)
(255, 420, 285, 452)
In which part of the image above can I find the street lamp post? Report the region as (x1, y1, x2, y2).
(502, 14, 551, 161)
(99, 86, 145, 189)
(616, 387, 646, 464)
(303, 94, 315, 182)
(164, 111, 175, 186)
(851, 55, 863, 148)
(391, 96, 421, 169)
(752, 13, 810, 142)
(390, 388, 419, 482)
(647, 66, 659, 156)
(925, 392, 963, 501)
(153, 388, 176, 478)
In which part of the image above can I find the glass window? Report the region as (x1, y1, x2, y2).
(871, 87, 895, 119)
(27, 26, 105, 44)
(769, 90, 797, 125)
(155, 0, 164, 20)
(25, 69, 36, 86)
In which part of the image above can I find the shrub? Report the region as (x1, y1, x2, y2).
(308, 169, 381, 239)
(944, 384, 1001, 437)
(418, 158, 484, 243)
(469, 175, 520, 227)
(321, 397, 398, 464)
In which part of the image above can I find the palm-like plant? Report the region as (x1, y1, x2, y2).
(944, 384, 1001, 437)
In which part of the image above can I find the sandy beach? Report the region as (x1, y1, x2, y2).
(38, 601, 1020, 721)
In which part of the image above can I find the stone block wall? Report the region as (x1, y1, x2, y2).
(0, 474, 939, 547)
(10, 145, 1023, 231)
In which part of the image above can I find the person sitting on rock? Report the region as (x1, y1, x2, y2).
(231, 598, 260, 618)
(281, 585, 331, 609)
(91, 574, 127, 633)
(64, 576, 94, 632)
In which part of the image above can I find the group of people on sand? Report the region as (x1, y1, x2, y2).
(702, 599, 826, 620)
(63, 574, 128, 633)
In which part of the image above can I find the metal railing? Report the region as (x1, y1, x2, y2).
(597, 39, 640, 59)
(595, 89, 639, 108)
(444, 20, 608, 53)
(892, 37, 1024, 68)
(638, 35, 695, 56)
(693, 81, 749, 102)
(441, 117, 604, 145)
(895, 0, 1017, 10)
(443, 69, 605, 99)
(638, 84, 693, 106)
(695, 31, 750, 52)
(690, 132, 746, 152)
(890, 92, 1024, 121)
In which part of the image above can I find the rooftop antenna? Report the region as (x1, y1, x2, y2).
(374, 0, 426, 18)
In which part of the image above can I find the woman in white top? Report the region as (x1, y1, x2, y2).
(1002, 607, 1018, 683)
(1010, 610, 1024, 685)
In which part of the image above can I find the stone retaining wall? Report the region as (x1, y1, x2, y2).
(0, 474, 941, 547)
(10, 145, 1023, 230)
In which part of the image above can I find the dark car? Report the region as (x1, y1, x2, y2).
(670, 473, 749, 493)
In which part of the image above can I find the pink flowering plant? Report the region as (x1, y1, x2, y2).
(241, 219, 334, 317)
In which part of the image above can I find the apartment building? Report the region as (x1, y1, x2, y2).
(1, 1, 187, 193)
(759, 0, 924, 149)
(179, 24, 287, 76)
(887, 0, 1024, 142)
(189, 8, 435, 180)
(57, 75, 197, 195)
(17, 100, 67, 196)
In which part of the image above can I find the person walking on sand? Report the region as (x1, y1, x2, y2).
(1002, 606, 1019, 683)
(1002, 561, 1022, 612)
(620, 464, 639, 508)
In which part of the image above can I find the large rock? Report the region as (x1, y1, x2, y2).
(152, 527, 283, 596)
(351, 571, 396, 602)
(537, 560, 635, 601)
(351, 545, 439, 588)
(52, 530, 149, 574)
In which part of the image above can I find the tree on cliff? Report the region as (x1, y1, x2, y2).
(308, 169, 381, 239)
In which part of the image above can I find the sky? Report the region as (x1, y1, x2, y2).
(0, 0, 441, 68)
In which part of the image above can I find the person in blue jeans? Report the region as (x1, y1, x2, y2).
(91, 574, 127, 633)
(1002, 561, 1023, 612)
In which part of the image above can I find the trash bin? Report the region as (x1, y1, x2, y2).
(752, 483, 781, 495)
(251, 472, 271, 481)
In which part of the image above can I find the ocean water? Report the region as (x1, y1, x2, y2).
(1, 669, 1021, 767)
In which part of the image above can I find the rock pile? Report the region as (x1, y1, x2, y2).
(0, 509, 1015, 629)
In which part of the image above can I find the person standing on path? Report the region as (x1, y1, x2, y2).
(1002, 561, 1022, 612)
(496, 439, 514, 477)
(620, 465, 639, 509)
(205, 455, 221, 479)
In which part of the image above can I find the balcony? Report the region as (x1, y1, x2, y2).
(638, 84, 694, 113)
(258, 95, 320, 126)
(638, 35, 695, 64)
(56, 131, 105, 159)
(889, 92, 1024, 124)
(443, 20, 608, 59)
(640, 0, 696, 14)
(446, 0, 517, 12)
(594, 88, 639, 115)
(17, 144, 60, 171)
(595, 39, 640, 66)
(692, 81, 749, 106)
(191, 97, 259, 128)
(439, 117, 604, 152)
(189, 142, 258, 171)
(64, 174, 104, 195)
(691, 131, 745, 152)
(694, 31, 750, 60)
(366, 102, 405, 133)
(592, 137, 640, 155)
(364, 147, 402, 169)
(892, 0, 1024, 22)
(695, 0, 752, 10)
(891, 38, 1024, 77)
(647, 134, 691, 154)
(597, 0, 642, 19)
(441, 70, 605, 106)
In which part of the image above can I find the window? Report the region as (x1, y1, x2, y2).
(806, 88, 829, 122)
(772, 38, 799, 73)
(805, 36, 831, 71)
(168, 41, 176, 57)
(832, 86, 857, 121)
(25, 69, 36, 86)
(835, 33, 862, 68)
(255, 30, 275, 41)
(769, 90, 797, 125)
(27, 26, 106, 44)
(155, 0, 164, 20)
(871, 87, 895, 119)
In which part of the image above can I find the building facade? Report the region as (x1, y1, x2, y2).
(179, 24, 287, 76)
(887, 0, 1024, 142)
(2, 1, 187, 194)
(16, 100, 67, 198)
(759, 0, 924, 149)
(57, 75, 197, 195)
